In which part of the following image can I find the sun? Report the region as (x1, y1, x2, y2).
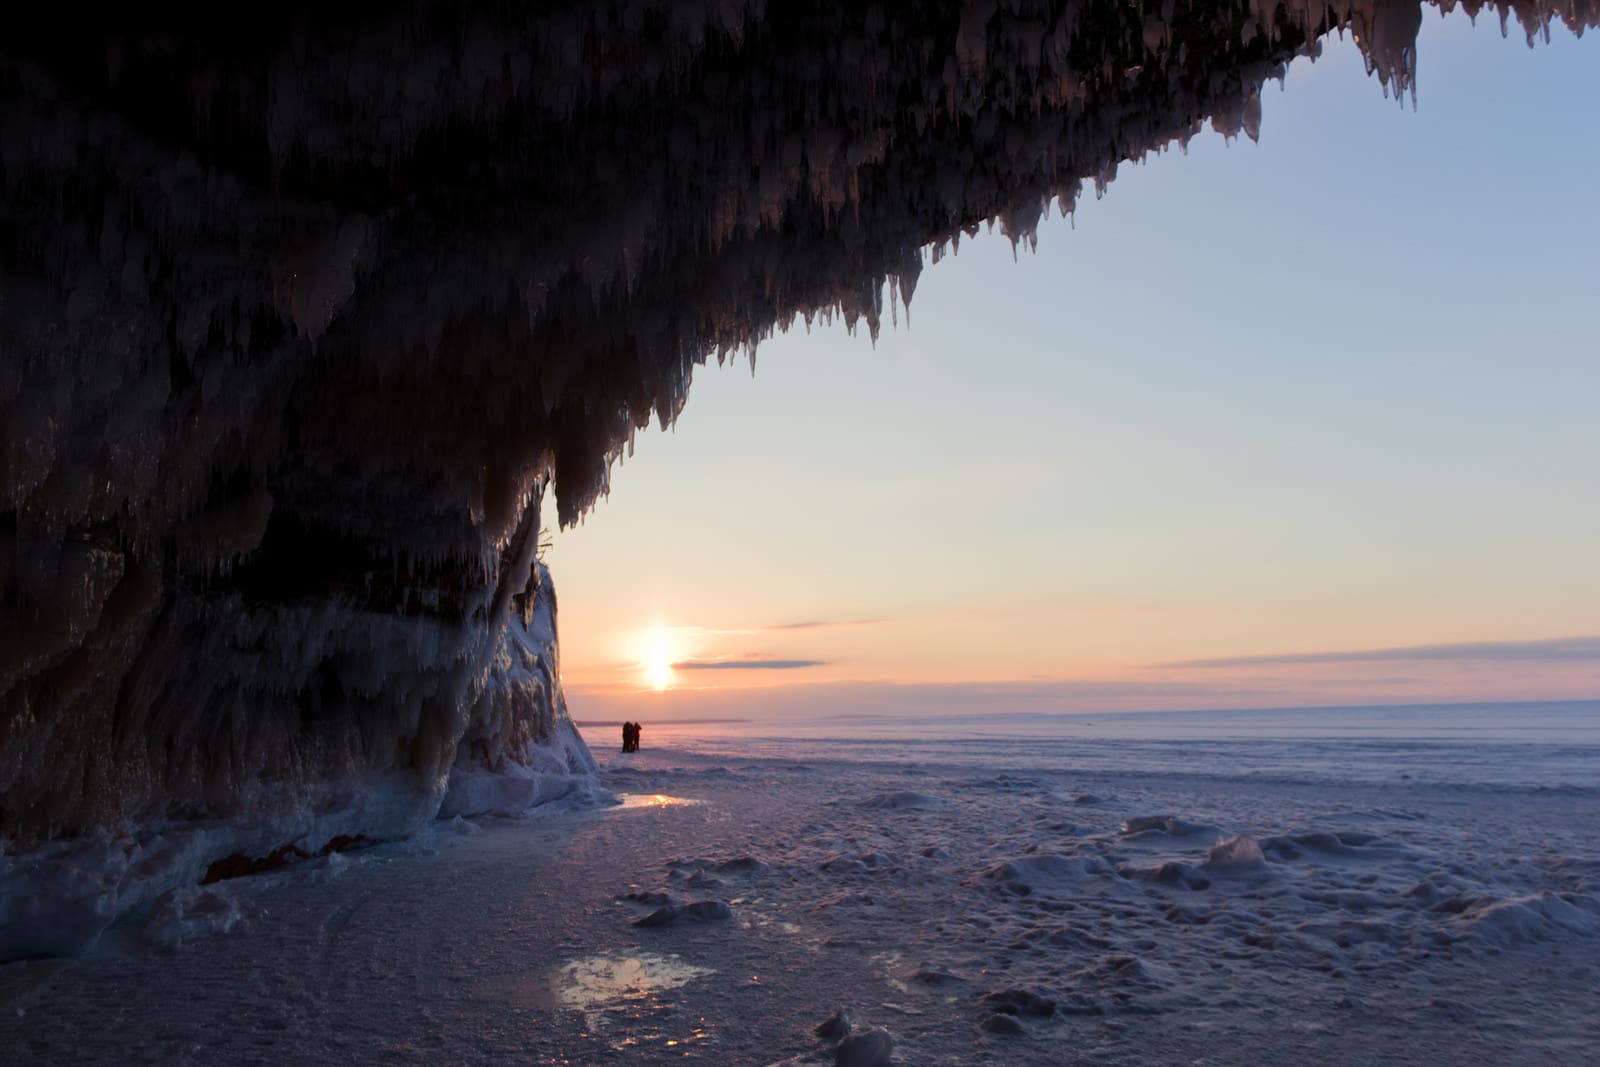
(643, 625, 676, 691)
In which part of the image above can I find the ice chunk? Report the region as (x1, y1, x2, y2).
(1206, 834, 1269, 870)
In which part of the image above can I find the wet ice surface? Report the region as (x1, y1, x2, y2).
(3, 707, 1599, 1065)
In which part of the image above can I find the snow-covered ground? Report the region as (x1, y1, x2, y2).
(2, 703, 1596, 1065)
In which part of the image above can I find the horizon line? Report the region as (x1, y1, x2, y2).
(562, 688, 1599, 719)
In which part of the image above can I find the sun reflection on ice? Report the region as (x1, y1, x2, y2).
(615, 792, 704, 810)
(553, 953, 715, 1051)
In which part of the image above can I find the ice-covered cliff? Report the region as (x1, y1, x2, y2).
(0, 555, 595, 959)
(2, 1, 1594, 956)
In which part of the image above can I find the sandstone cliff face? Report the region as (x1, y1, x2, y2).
(1, 2, 1593, 952)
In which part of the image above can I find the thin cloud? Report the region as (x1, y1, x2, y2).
(672, 657, 826, 671)
(674, 618, 885, 636)
(1153, 635, 1600, 670)
(768, 618, 885, 631)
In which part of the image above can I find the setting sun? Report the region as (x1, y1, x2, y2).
(643, 625, 677, 691)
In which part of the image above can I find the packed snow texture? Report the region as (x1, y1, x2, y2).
(1, 714, 1594, 1063)
(3, 1, 1597, 951)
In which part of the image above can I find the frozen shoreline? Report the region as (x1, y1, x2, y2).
(2, 717, 1597, 1064)
(0, 564, 599, 962)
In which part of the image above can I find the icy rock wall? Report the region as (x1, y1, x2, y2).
(441, 564, 601, 820)
(0, 555, 588, 960)
(2, 0, 1595, 939)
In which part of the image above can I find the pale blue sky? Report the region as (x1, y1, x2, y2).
(549, 11, 1600, 717)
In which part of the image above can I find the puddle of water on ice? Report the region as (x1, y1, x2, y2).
(554, 953, 717, 1050)
(557, 953, 713, 1012)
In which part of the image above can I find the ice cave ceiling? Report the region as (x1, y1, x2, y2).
(2, 1, 1595, 851)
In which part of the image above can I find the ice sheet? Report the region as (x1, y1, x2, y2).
(2, 703, 1594, 1064)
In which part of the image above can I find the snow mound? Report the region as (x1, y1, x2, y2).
(668, 854, 769, 880)
(977, 1011, 1028, 1035)
(144, 886, 249, 950)
(903, 962, 967, 986)
(439, 764, 590, 818)
(814, 1008, 852, 1040)
(985, 854, 1119, 896)
(1121, 815, 1221, 838)
(1205, 834, 1268, 871)
(1459, 892, 1599, 946)
(1122, 860, 1212, 891)
(821, 852, 900, 877)
(1260, 830, 1404, 862)
(835, 1026, 894, 1067)
(1066, 954, 1176, 990)
(634, 899, 734, 927)
(1051, 954, 1190, 1016)
(0, 843, 124, 958)
(977, 987, 1057, 1017)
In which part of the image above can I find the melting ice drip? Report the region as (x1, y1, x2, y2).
(1, 0, 1596, 957)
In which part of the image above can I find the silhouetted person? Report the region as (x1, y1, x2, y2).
(621, 721, 633, 752)
(633, 721, 643, 752)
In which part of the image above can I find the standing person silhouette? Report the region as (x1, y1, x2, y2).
(621, 721, 633, 752)
(633, 721, 643, 752)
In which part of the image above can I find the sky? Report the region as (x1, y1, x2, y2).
(545, 11, 1600, 721)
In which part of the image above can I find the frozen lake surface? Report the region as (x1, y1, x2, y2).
(3, 702, 1597, 1064)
